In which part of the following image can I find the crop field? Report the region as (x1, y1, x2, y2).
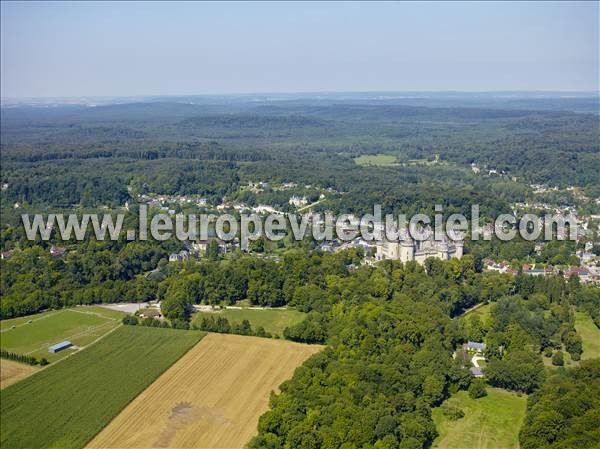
(193, 307, 306, 336)
(432, 388, 527, 449)
(87, 333, 323, 449)
(575, 311, 600, 360)
(0, 306, 125, 362)
(0, 359, 39, 389)
(0, 326, 204, 449)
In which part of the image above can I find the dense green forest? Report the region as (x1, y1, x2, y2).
(1, 98, 599, 223)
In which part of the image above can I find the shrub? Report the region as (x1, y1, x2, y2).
(551, 350, 564, 366)
(171, 319, 190, 330)
(441, 403, 465, 420)
(122, 314, 139, 326)
(468, 379, 488, 399)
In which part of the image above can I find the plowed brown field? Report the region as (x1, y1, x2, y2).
(86, 333, 323, 449)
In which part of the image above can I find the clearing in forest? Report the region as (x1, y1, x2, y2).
(354, 153, 399, 166)
(193, 307, 306, 337)
(87, 333, 323, 449)
(575, 311, 600, 359)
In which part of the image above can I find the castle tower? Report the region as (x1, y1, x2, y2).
(437, 245, 449, 260)
(454, 240, 464, 259)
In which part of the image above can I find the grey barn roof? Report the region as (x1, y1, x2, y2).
(48, 340, 72, 353)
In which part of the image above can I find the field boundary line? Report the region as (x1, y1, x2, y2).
(81, 330, 207, 448)
(68, 308, 121, 321)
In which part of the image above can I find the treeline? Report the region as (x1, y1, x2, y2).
(122, 314, 189, 330)
(0, 349, 48, 366)
(1, 141, 271, 163)
(123, 312, 274, 338)
(179, 114, 327, 129)
(192, 315, 273, 338)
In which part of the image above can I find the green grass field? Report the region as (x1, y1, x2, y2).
(354, 154, 398, 166)
(0, 307, 125, 362)
(0, 309, 62, 330)
(575, 310, 600, 360)
(193, 307, 306, 336)
(432, 388, 527, 449)
(1, 326, 204, 449)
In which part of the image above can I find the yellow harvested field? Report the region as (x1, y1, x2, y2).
(87, 333, 323, 449)
(0, 359, 39, 389)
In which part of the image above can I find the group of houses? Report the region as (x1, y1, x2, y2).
(483, 257, 600, 284)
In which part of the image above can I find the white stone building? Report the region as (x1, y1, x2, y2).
(375, 230, 463, 264)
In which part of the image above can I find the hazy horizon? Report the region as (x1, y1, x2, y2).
(3, 89, 600, 101)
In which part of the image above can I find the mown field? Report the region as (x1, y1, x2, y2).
(193, 307, 306, 336)
(432, 388, 527, 449)
(1, 326, 204, 449)
(0, 306, 125, 362)
(575, 310, 600, 360)
(0, 309, 60, 330)
(87, 333, 323, 449)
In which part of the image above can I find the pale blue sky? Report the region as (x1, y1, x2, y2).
(1, 1, 598, 98)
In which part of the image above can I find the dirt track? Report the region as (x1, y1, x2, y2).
(86, 333, 323, 449)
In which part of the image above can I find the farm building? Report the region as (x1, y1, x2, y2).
(139, 308, 161, 318)
(48, 341, 72, 353)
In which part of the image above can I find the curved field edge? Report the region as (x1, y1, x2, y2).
(0, 326, 205, 449)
